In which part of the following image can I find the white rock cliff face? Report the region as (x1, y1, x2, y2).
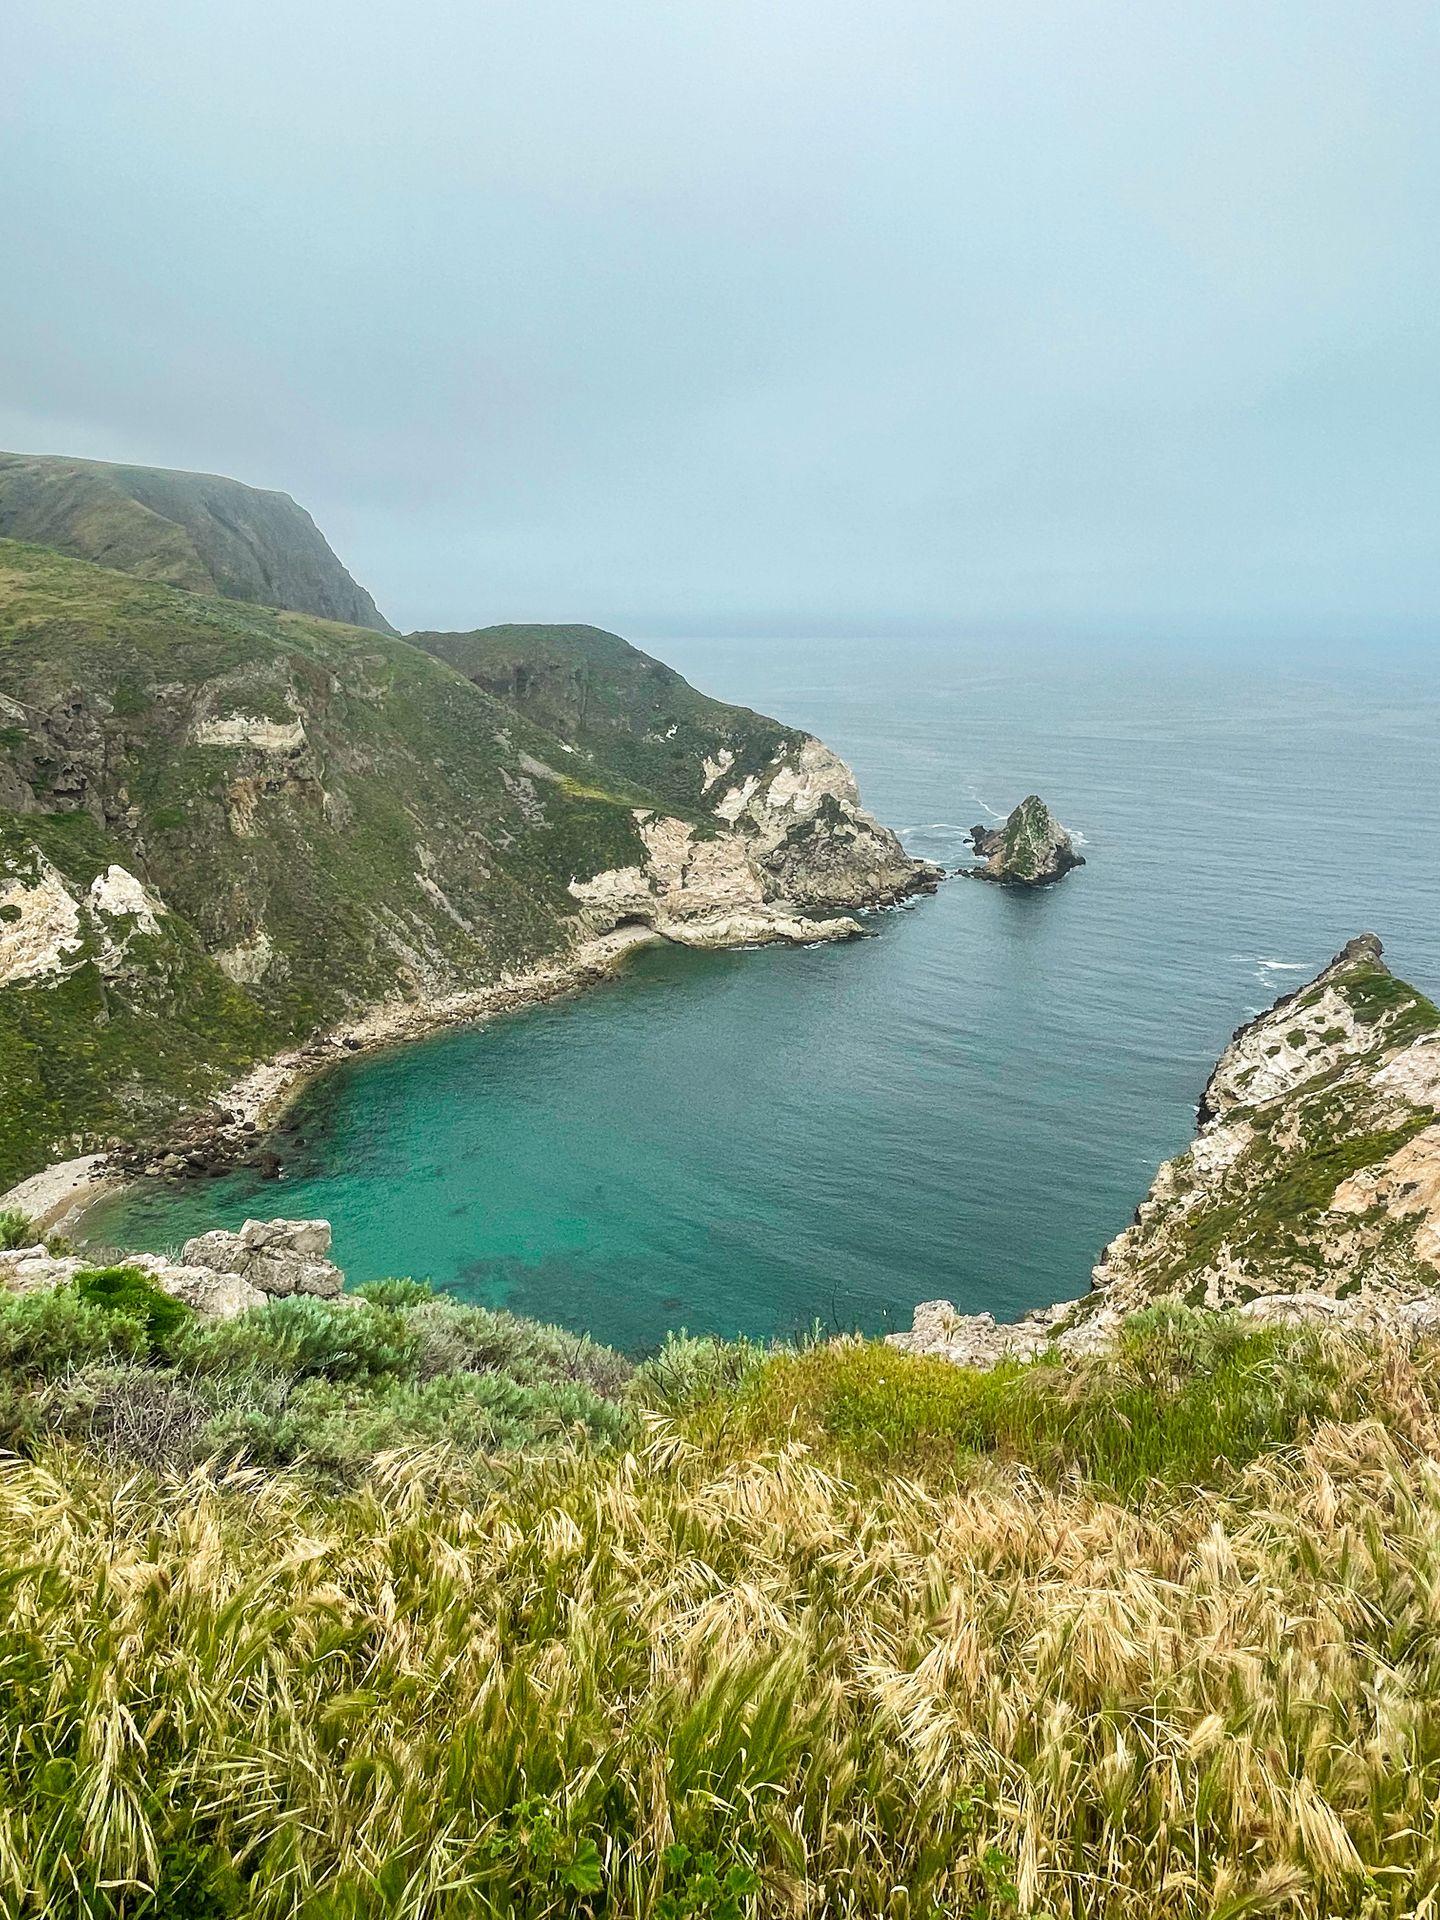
(0, 854, 165, 987)
(570, 737, 933, 947)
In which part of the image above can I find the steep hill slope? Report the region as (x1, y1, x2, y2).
(0, 453, 393, 632)
(410, 622, 917, 911)
(0, 543, 928, 1186)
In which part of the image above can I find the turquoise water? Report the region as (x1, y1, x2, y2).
(86, 638, 1440, 1352)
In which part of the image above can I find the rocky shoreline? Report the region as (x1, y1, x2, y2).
(6, 870, 942, 1239)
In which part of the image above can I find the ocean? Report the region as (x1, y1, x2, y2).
(84, 635, 1440, 1351)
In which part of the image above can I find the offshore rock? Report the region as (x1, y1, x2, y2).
(964, 796, 1083, 886)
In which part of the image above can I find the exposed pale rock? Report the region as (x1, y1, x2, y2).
(0, 853, 83, 984)
(1375, 1034, 1440, 1107)
(0, 1246, 264, 1319)
(701, 748, 735, 792)
(1198, 937, 1383, 1122)
(181, 1217, 343, 1299)
(195, 713, 308, 752)
(712, 774, 761, 824)
(89, 864, 163, 935)
(892, 936, 1440, 1374)
(1331, 1122, 1440, 1273)
(569, 808, 862, 946)
(215, 929, 275, 985)
(1092, 933, 1440, 1318)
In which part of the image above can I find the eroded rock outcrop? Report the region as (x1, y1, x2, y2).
(964, 796, 1083, 886)
(569, 737, 938, 947)
(181, 1218, 343, 1300)
(0, 1217, 344, 1321)
(1091, 934, 1440, 1320)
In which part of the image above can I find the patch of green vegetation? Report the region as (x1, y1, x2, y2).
(682, 1306, 1357, 1499)
(4, 1288, 1440, 1909)
(73, 1265, 193, 1356)
(1146, 1079, 1434, 1294)
(1337, 957, 1440, 1046)
(0, 450, 392, 630)
(0, 1208, 32, 1250)
(0, 1277, 635, 1479)
(409, 622, 791, 812)
(0, 814, 278, 1185)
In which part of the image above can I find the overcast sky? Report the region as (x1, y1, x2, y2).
(1, 1, 1436, 641)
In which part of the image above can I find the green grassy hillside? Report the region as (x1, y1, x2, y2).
(0, 452, 394, 632)
(0, 543, 852, 1185)
(410, 623, 793, 813)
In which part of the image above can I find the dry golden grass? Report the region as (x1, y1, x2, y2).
(2, 1333, 1440, 1916)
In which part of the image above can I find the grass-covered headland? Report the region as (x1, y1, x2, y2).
(2, 1262, 1440, 1917)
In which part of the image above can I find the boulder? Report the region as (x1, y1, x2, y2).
(180, 1218, 343, 1299)
(886, 1297, 1056, 1368)
(0, 1245, 264, 1318)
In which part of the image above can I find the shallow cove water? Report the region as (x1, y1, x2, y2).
(85, 637, 1440, 1352)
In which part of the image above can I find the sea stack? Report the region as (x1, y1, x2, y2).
(965, 795, 1084, 886)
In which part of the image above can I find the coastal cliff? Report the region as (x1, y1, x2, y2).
(892, 934, 1440, 1364)
(1091, 933, 1440, 1318)
(0, 475, 934, 1188)
(0, 452, 394, 633)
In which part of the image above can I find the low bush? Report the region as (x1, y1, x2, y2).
(178, 1291, 427, 1384)
(629, 1329, 771, 1411)
(0, 1284, 150, 1382)
(0, 1277, 639, 1480)
(0, 1207, 34, 1251)
(73, 1264, 193, 1357)
(404, 1296, 635, 1398)
(205, 1367, 632, 1476)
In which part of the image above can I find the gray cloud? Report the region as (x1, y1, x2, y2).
(1, 0, 1435, 639)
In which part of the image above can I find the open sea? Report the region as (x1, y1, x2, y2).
(84, 636, 1440, 1351)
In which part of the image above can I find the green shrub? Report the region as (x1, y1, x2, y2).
(0, 1208, 35, 1251)
(73, 1266, 193, 1358)
(203, 1367, 632, 1478)
(0, 1286, 149, 1380)
(353, 1275, 434, 1310)
(630, 1330, 771, 1411)
(178, 1294, 421, 1385)
(406, 1297, 634, 1398)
